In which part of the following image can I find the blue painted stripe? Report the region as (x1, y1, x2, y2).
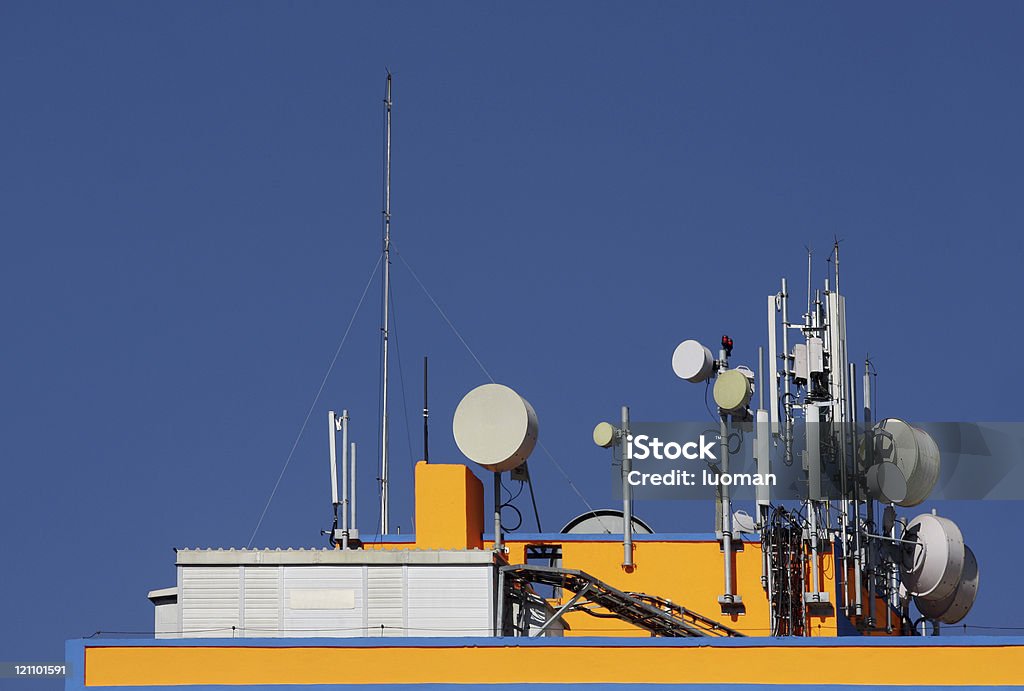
(486, 532, 731, 542)
(360, 532, 736, 543)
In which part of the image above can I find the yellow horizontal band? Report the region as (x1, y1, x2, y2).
(85, 643, 1024, 687)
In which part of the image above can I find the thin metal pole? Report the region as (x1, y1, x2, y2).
(350, 442, 357, 532)
(423, 356, 429, 463)
(720, 410, 734, 599)
(863, 361, 875, 626)
(806, 247, 813, 325)
(496, 567, 506, 637)
(341, 410, 349, 549)
(379, 73, 393, 535)
(843, 362, 857, 614)
(780, 278, 793, 464)
(494, 472, 503, 552)
(621, 405, 633, 568)
(758, 346, 765, 411)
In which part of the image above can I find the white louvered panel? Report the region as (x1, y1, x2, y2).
(282, 565, 363, 637)
(180, 567, 240, 638)
(242, 566, 280, 638)
(366, 566, 405, 637)
(407, 565, 491, 636)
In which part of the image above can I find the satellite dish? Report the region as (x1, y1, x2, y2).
(866, 462, 908, 505)
(901, 513, 966, 602)
(713, 369, 753, 412)
(561, 509, 654, 535)
(915, 544, 979, 624)
(453, 383, 538, 473)
(592, 421, 616, 449)
(672, 340, 714, 383)
(873, 419, 940, 507)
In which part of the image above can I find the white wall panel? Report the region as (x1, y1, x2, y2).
(242, 566, 280, 638)
(282, 565, 363, 636)
(180, 567, 239, 638)
(407, 565, 491, 636)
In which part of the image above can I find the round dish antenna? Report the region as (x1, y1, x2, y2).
(901, 513, 966, 602)
(873, 419, 940, 507)
(866, 462, 908, 505)
(672, 340, 714, 383)
(713, 369, 753, 412)
(915, 544, 979, 624)
(592, 421, 617, 449)
(453, 383, 538, 473)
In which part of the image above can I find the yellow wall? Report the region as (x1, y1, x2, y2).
(83, 642, 1024, 687)
(412, 461, 484, 550)
(497, 538, 835, 637)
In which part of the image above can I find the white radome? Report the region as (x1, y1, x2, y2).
(672, 340, 714, 383)
(453, 383, 538, 473)
(713, 369, 753, 412)
(901, 513, 966, 602)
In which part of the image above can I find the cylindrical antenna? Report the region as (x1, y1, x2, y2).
(423, 356, 429, 463)
(379, 72, 393, 535)
(328, 411, 339, 508)
(833, 238, 841, 298)
(350, 441, 357, 534)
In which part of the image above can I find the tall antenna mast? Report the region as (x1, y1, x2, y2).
(379, 72, 393, 535)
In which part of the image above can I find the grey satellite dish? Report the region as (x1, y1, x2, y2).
(866, 462, 908, 505)
(672, 339, 714, 383)
(453, 383, 538, 473)
(915, 544, 979, 624)
(901, 513, 966, 602)
(561, 509, 653, 535)
(873, 419, 940, 507)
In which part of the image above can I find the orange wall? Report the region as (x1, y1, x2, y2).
(82, 641, 1024, 687)
(498, 538, 835, 637)
(412, 462, 484, 550)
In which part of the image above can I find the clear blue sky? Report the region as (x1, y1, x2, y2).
(3, 1, 1023, 669)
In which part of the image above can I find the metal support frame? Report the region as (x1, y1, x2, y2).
(500, 564, 744, 638)
(532, 583, 591, 637)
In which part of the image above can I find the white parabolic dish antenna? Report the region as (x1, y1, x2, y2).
(915, 544, 980, 624)
(901, 513, 966, 602)
(672, 340, 714, 383)
(874, 418, 941, 507)
(453, 383, 538, 473)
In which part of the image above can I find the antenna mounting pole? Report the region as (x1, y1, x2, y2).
(379, 72, 393, 535)
(423, 356, 429, 463)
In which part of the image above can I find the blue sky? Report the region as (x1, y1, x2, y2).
(3, 1, 1024, 668)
